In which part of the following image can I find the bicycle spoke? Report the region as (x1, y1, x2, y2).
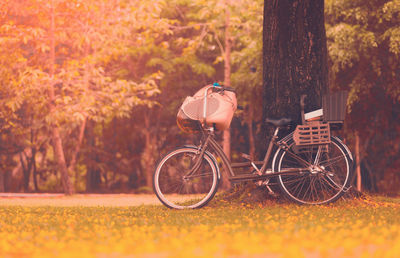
(300, 177, 312, 201)
(186, 172, 213, 179)
(307, 177, 315, 201)
(310, 177, 319, 202)
(280, 176, 307, 185)
(277, 136, 351, 204)
(164, 182, 182, 194)
(319, 175, 331, 193)
(288, 176, 308, 198)
(316, 176, 333, 201)
(154, 147, 218, 209)
(319, 155, 346, 167)
(321, 174, 343, 190)
(313, 146, 323, 165)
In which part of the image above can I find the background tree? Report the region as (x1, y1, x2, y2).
(0, 0, 160, 193)
(1, 0, 398, 194)
(326, 0, 400, 193)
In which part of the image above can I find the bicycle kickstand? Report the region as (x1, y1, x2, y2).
(262, 179, 276, 195)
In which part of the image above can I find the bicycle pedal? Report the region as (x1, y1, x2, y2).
(255, 180, 263, 186)
(268, 191, 279, 198)
(265, 184, 275, 194)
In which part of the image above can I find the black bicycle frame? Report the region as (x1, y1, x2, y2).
(186, 127, 313, 182)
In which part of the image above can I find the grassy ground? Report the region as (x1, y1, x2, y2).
(0, 194, 399, 257)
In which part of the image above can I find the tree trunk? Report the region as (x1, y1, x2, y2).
(69, 38, 90, 189)
(19, 152, 30, 192)
(51, 128, 74, 194)
(355, 131, 362, 191)
(69, 118, 86, 181)
(85, 122, 101, 192)
(86, 168, 101, 192)
(142, 113, 157, 188)
(32, 148, 39, 192)
(247, 101, 256, 160)
(221, 0, 232, 190)
(262, 0, 328, 129)
(49, 0, 74, 194)
(0, 171, 4, 192)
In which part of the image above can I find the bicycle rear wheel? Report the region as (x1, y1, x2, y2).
(273, 135, 353, 205)
(153, 147, 219, 209)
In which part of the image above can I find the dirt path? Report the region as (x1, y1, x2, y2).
(0, 193, 162, 207)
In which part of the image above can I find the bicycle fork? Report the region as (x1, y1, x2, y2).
(184, 135, 212, 178)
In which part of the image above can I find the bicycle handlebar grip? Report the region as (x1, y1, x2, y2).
(212, 83, 236, 93)
(223, 86, 236, 93)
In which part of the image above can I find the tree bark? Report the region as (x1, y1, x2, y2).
(0, 171, 4, 192)
(51, 128, 74, 194)
(86, 123, 101, 192)
(142, 113, 157, 188)
(221, 0, 232, 190)
(32, 148, 39, 192)
(355, 131, 362, 191)
(247, 100, 256, 160)
(262, 0, 328, 130)
(69, 117, 86, 180)
(19, 152, 30, 192)
(49, 0, 74, 194)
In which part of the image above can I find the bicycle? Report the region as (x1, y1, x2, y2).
(153, 83, 354, 209)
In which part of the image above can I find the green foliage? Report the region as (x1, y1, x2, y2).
(326, 0, 400, 102)
(1, 0, 398, 193)
(326, 0, 400, 192)
(1, 0, 162, 129)
(0, 0, 164, 191)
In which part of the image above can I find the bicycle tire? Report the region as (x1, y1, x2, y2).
(153, 146, 219, 209)
(272, 134, 353, 205)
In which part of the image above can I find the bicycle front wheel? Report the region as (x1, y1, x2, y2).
(273, 135, 353, 205)
(153, 147, 219, 209)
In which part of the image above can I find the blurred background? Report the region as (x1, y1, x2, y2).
(0, 0, 399, 194)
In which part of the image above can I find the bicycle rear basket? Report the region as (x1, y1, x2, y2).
(293, 122, 331, 146)
(322, 91, 348, 123)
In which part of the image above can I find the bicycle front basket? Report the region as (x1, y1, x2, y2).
(176, 86, 237, 133)
(189, 86, 237, 131)
(177, 105, 202, 134)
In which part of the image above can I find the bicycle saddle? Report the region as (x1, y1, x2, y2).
(265, 117, 292, 127)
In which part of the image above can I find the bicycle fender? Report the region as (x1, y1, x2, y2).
(332, 136, 354, 161)
(183, 145, 221, 180)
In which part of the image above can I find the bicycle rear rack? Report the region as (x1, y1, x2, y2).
(293, 121, 331, 146)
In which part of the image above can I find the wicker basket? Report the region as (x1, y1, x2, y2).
(176, 86, 237, 133)
(293, 122, 331, 146)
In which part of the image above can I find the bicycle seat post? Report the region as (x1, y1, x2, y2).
(300, 95, 306, 124)
(273, 127, 280, 138)
(259, 126, 280, 174)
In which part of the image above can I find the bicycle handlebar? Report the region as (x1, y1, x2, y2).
(202, 83, 236, 121)
(212, 82, 236, 93)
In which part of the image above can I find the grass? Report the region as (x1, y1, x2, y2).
(0, 195, 399, 257)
